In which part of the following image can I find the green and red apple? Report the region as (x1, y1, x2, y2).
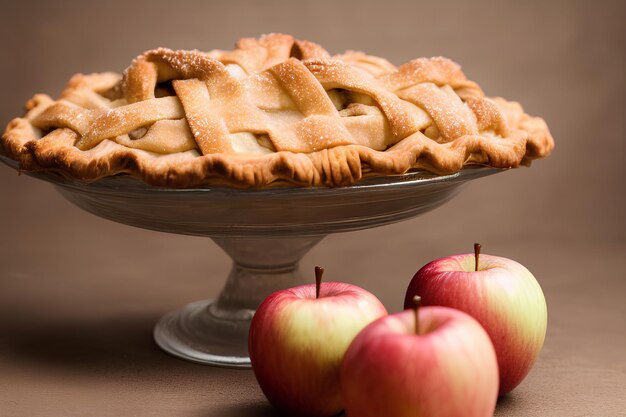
(404, 244, 548, 395)
(248, 267, 387, 417)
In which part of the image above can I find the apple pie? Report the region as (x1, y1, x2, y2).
(1, 34, 554, 187)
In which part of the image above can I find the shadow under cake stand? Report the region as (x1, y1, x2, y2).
(1, 155, 498, 368)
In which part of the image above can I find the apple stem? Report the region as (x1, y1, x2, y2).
(474, 243, 481, 272)
(315, 266, 324, 299)
(413, 295, 421, 334)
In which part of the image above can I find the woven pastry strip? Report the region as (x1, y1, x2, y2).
(1, 33, 554, 187)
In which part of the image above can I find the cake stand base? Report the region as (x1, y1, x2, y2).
(154, 299, 248, 366)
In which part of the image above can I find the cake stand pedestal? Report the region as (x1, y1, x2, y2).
(1, 155, 498, 368)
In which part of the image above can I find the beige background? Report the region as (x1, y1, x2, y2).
(1, 0, 625, 416)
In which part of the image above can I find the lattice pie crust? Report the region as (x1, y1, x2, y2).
(1, 34, 554, 187)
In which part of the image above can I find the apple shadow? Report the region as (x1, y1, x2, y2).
(209, 394, 517, 417)
(195, 402, 347, 417)
(193, 401, 279, 417)
(199, 393, 515, 417)
(495, 392, 519, 415)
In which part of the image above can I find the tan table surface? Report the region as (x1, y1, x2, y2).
(1, 1, 625, 416)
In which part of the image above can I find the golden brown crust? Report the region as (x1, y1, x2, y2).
(1, 33, 554, 188)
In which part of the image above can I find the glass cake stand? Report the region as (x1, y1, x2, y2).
(1, 155, 498, 367)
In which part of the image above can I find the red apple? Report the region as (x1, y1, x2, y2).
(341, 301, 499, 417)
(404, 244, 548, 395)
(248, 267, 388, 417)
